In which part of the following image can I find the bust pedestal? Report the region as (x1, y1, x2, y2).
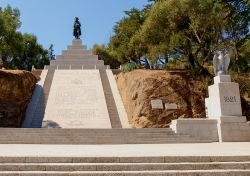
(206, 75, 250, 142)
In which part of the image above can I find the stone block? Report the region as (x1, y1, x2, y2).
(151, 99, 164, 109)
(165, 103, 178, 110)
(214, 75, 231, 83)
(72, 39, 82, 45)
(170, 119, 218, 142)
(220, 116, 247, 123)
(208, 83, 242, 117)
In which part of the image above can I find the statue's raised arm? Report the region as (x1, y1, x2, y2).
(73, 17, 81, 39)
(213, 49, 230, 76)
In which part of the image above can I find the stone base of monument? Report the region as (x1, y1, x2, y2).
(170, 75, 250, 142)
(170, 119, 218, 142)
(219, 116, 250, 142)
(207, 75, 250, 142)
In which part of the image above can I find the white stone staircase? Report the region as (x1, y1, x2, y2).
(0, 128, 211, 144)
(0, 156, 249, 175)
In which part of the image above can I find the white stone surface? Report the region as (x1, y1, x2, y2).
(170, 119, 219, 142)
(220, 116, 247, 123)
(22, 70, 48, 128)
(43, 70, 111, 128)
(208, 76, 242, 118)
(214, 75, 231, 84)
(0, 143, 249, 157)
(165, 103, 178, 110)
(106, 70, 131, 128)
(206, 75, 250, 142)
(205, 98, 210, 117)
(151, 99, 164, 109)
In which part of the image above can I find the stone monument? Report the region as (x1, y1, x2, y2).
(171, 50, 250, 142)
(206, 51, 250, 142)
(73, 17, 81, 39)
(22, 39, 130, 129)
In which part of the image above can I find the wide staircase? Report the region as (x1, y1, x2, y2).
(0, 128, 211, 144)
(0, 156, 249, 175)
(18, 39, 214, 144)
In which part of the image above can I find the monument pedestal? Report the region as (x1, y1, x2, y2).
(207, 75, 250, 142)
(171, 75, 250, 142)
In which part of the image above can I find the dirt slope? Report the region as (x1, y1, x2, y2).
(0, 70, 37, 127)
(116, 70, 205, 128)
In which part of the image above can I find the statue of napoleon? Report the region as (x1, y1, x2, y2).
(73, 17, 81, 39)
(213, 49, 230, 76)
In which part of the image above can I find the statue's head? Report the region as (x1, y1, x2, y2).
(218, 51, 223, 60)
(75, 17, 79, 21)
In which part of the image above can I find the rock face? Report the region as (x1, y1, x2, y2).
(116, 70, 205, 128)
(0, 70, 37, 127)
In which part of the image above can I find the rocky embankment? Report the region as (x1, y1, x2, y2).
(0, 70, 37, 127)
(116, 70, 205, 128)
(117, 70, 250, 128)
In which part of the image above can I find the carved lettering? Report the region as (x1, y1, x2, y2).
(224, 96, 236, 103)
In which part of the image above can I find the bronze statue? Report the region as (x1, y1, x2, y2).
(73, 17, 81, 39)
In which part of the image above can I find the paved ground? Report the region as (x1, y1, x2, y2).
(0, 143, 249, 157)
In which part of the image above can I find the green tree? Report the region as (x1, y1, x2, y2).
(130, 0, 250, 74)
(109, 8, 147, 63)
(133, 0, 228, 74)
(48, 44, 55, 60)
(92, 44, 120, 69)
(220, 0, 250, 73)
(0, 5, 49, 70)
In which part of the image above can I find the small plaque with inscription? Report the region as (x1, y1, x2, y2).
(165, 103, 178, 110)
(151, 99, 164, 109)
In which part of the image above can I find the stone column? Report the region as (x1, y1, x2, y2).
(207, 75, 249, 142)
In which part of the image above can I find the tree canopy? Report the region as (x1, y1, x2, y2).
(99, 0, 250, 74)
(0, 5, 49, 70)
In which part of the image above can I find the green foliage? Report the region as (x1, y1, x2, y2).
(166, 59, 190, 70)
(109, 8, 147, 63)
(131, 0, 228, 75)
(99, 0, 250, 75)
(121, 61, 139, 72)
(0, 5, 49, 70)
(92, 44, 120, 69)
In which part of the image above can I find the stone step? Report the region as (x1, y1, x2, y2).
(56, 55, 98, 60)
(99, 70, 122, 128)
(0, 170, 249, 176)
(48, 65, 107, 70)
(62, 50, 92, 55)
(0, 128, 173, 132)
(50, 60, 104, 66)
(0, 128, 211, 144)
(1, 156, 250, 163)
(67, 45, 87, 50)
(106, 70, 131, 128)
(0, 138, 212, 145)
(0, 162, 250, 171)
(56, 58, 99, 62)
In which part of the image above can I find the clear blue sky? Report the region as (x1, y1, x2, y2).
(0, 0, 148, 55)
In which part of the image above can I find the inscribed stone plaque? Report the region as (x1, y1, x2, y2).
(44, 70, 111, 128)
(151, 99, 164, 109)
(165, 103, 178, 110)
